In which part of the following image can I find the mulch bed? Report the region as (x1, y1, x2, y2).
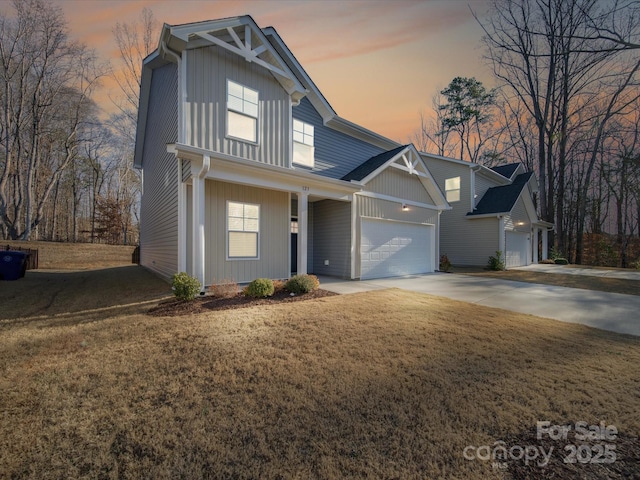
(147, 288, 337, 316)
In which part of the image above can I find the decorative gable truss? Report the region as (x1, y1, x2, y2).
(165, 17, 306, 103)
(344, 145, 450, 211)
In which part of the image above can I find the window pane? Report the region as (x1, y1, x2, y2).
(304, 123, 314, 136)
(293, 130, 304, 143)
(244, 87, 258, 105)
(228, 202, 243, 217)
(446, 189, 460, 203)
(293, 142, 314, 167)
(244, 204, 259, 219)
(228, 111, 257, 142)
(445, 176, 460, 190)
(228, 95, 244, 112)
(228, 80, 243, 99)
(228, 217, 244, 231)
(244, 218, 259, 232)
(293, 119, 304, 132)
(243, 101, 258, 118)
(229, 232, 258, 258)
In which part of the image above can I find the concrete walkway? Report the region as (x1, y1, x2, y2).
(318, 273, 640, 337)
(511, 263, 640, 281)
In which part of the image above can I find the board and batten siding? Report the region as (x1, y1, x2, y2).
(363, 168, 435, 205)
(205, 180, 289, 284)
(293, 97, 386, 179)
(139, 62, 179, 280)
(311, 200, 351, 278)
(185, 46, 290, 167)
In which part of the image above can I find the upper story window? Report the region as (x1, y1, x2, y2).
(227, 201, 260, 259)
(293, 119, 314, 167)
(227, 80, 258, 143)
(445, 176, 460, 203)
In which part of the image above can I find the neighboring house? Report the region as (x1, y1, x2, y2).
(134, 16, 449, 286)
(422, 154, 554, 268)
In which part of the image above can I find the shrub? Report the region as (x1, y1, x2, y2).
(172, 272, 201, 301)
(487, 251, 505, 271)
(208, 279, 239, 298)
(285, 274, 320, 294)
(554, 258, 569, 265)
(244, 278, 274, 298)
(539, 258, 556, 264)
(439, 254, 452, 272)
(633, 259, 640, 270)
(549, 247, 564, 261)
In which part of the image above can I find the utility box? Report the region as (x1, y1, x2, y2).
(0, 251, 28, 281)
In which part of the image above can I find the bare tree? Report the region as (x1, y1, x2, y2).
(0, 0, 105, 240)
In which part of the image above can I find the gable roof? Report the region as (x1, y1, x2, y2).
(490, 163, 521, 180)
(468, 179, 528, 216)
(341, 146, 407, 182)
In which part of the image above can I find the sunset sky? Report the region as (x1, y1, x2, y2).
(54, 0, 493, 143)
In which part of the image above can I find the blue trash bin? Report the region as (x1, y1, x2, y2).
(0, 251, 28, 281)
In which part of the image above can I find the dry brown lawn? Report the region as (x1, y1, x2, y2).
(1, 267, 639, 479)
(454, 267, 640, 296)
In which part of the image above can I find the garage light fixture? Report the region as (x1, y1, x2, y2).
(402, 204, 409, 211)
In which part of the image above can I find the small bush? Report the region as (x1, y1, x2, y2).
(244, 278, 275, 298)
(633, 259, 640, 270)
(208, 279, 239, 298)
(172, 272, 201, 301)
(439, 254, 452, 272)
(554, 258, 569, 265)
(549, 247, 564, 261)
(488, 251, 505, 271)
(285, 274, 320, 294)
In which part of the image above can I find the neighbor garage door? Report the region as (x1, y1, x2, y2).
(360, 218, 433, 279)
(505, 231, 530, 268)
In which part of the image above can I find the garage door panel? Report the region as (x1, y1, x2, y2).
(360, 219, 433, 279)
(505, 231, 530, 268)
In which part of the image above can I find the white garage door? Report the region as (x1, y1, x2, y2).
(360, 218, 433, 279)
(505, 231, 530, 268)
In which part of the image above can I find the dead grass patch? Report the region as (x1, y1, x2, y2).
(459, 269, 640, 296)
(1, 284, 639, 479)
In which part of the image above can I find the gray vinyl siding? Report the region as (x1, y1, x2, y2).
(446, 217, 500, 266)
(364, 168, 435, 205)
(506, 196, 531, 231)
(139, 62, 179, 280)
(293, 97, 386, 179)
(422, 156, 480, 264)
(185, 46, 290, 167)
(311, 200, 351, 278)
(181, 160, 192, 182)
(205, 180, 289, 283)
(474, 172, 497, 208)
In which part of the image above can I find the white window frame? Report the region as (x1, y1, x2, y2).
(226, 80, 259, 144)
(226, 201, 260, 260)
(445, 176, 461, 203)
(293, 119, 315, 167)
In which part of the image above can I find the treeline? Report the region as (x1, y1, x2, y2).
(414, 0, 640, 267)
(0, 0, 154, 245)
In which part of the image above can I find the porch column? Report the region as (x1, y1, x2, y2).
(177, 158, 187, 273)
(532, 227, 539, 264)
(498, 216, 505, 254)
(192, 155, 210, 290)
(297, 191, 308, 275)
(542, 228, 548, 260)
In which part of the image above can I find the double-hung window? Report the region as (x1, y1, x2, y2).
(445, 176, 460, 203)
(227, 80, 259, 143)
(293, 119, 314, 167)
(227, 201, 260, 259)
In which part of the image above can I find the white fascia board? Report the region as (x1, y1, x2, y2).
(356, 191, 448, 212)
(173, 143, 360, 198)
(476, 165, 511, 185)
(467, 213, 506, 220)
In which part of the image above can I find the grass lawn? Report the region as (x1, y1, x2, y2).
(1, 267, 639, 479)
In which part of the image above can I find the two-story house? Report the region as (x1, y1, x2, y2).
(422, 154, 554, 268)
(134, 16, 449, 287)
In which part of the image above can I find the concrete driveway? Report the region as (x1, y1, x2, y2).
(318, 273, 640, 337)
(512, 263, 640, 280)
